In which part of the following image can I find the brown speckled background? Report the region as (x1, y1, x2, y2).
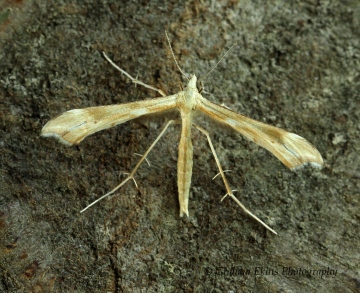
(1, 0, 359, 292)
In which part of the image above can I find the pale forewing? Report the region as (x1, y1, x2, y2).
(41, 94, 179, 145)
(196, 95, 323, 169)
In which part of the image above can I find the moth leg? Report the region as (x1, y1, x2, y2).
(103, 52, 167, 97)
(194, 124, 277, 235)
(80, 119, 180, 213)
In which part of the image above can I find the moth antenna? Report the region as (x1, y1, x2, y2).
(199, 42, 237, 82)
(165, 30, 189, 81)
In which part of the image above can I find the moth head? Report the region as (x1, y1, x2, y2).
(186, 74, 197, 90)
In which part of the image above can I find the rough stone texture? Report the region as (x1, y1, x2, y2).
(1, 0, 359, 292)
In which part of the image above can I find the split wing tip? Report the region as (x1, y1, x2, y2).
(41, 131, 75, 146)
(290, 159, 323, 171)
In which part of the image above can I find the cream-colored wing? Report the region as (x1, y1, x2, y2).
(197, 96, 323, 169)
(41, 94, 178, 145)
